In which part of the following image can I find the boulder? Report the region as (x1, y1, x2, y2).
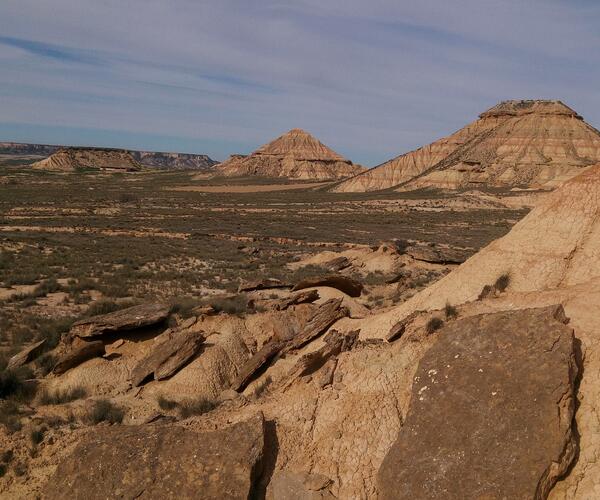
(43, 413, 265, 499)
(377, 306, 580, 499)
(292, 275, 363, 297)
(7, 339, 45, 369)
(53, 339, 105, 375)
(131, 328, 205, 386)
(405, 245, 469, 264)
(70, 302, 171, 338)
(238, 278, 291, 292)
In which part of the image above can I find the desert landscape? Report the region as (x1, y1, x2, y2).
(1, 98, 600, 498)
(2, 1, 600, 498)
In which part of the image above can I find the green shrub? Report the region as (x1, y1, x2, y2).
(86, 399, 124, 424)
(38, 386, 87, 405)
(425, 317, 444, 335)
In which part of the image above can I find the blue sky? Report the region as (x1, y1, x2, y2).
(1, 1, 599, 166)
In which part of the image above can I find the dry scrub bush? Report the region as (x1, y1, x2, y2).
(86, 399, 124, 424)
(426, 317, 444, 335)
(38, 386, 87, 405)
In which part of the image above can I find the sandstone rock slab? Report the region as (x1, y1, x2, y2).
(292, 276, 363, 297)
(238, 278, 290, 293)
(43, 413, 265, 499)
(378, 305, 580, 499)
(52, 339, 105, 375)
(7, 339, 45, 369)
(285, 298, 348, 351)
(131, 328, 206, 386)
(70, 302, 171, 338)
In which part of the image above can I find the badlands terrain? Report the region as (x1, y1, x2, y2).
(0, 99, 599, 499)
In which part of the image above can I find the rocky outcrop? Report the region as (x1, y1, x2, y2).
(333, 100, 600, 192)
(345, 165, 600, 498)
(52, 339, 105, 375)
(292, 275, 363, 297)
(6, 339, 45, 369)
(31, 147, 142, 172)
(284, 298, 349, 351)
(378, 306, 579, 500)
(238, 278, 290, 292)
(356, 163, 600, 338)
(215, 129, 364, 180)
(231, 299, 348, 391)
(267, 289, 320, 311)
(43, 413, 265, 499)
(1, 142, 215, 170)
(405, 244, 469, 264)
(70, 302, 171, 339)
(131, 328, 206, 386)
(129, 150, 216, 170)
(231, 340, 287, 392)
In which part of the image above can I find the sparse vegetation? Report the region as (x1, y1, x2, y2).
(444, 302, 458, 319)
(29, 427, 45, 446)
(426, 317, 444, 335)
(494, 273, 511, 293)
(178, 397, 218, 418)
(86, 399, 124, 424)
(0, 366, 36, 401)
(83, 299, 135, 317)
(203, 294, 249, 316)
(38, 386, 87, 405)
(170, 296, 200, 318)
(157, 395, 179, 411)
(0, 400, 25, 433)
(253, 375, 273, 398)
(35, 353, 56, 376)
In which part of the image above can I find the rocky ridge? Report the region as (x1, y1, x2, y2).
(31, 148, 142, 172)
(0, 142, 216, 171)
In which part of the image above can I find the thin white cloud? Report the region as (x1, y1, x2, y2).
(0, 0, 599, 164)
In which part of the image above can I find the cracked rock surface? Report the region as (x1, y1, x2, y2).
(378, 305, 580, 499)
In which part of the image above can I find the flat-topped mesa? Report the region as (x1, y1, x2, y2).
(479, 99, 583, 119)
(31, 147, 142, 172)
(332, 99, 600, 192)
(215, 128, 365, 180)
